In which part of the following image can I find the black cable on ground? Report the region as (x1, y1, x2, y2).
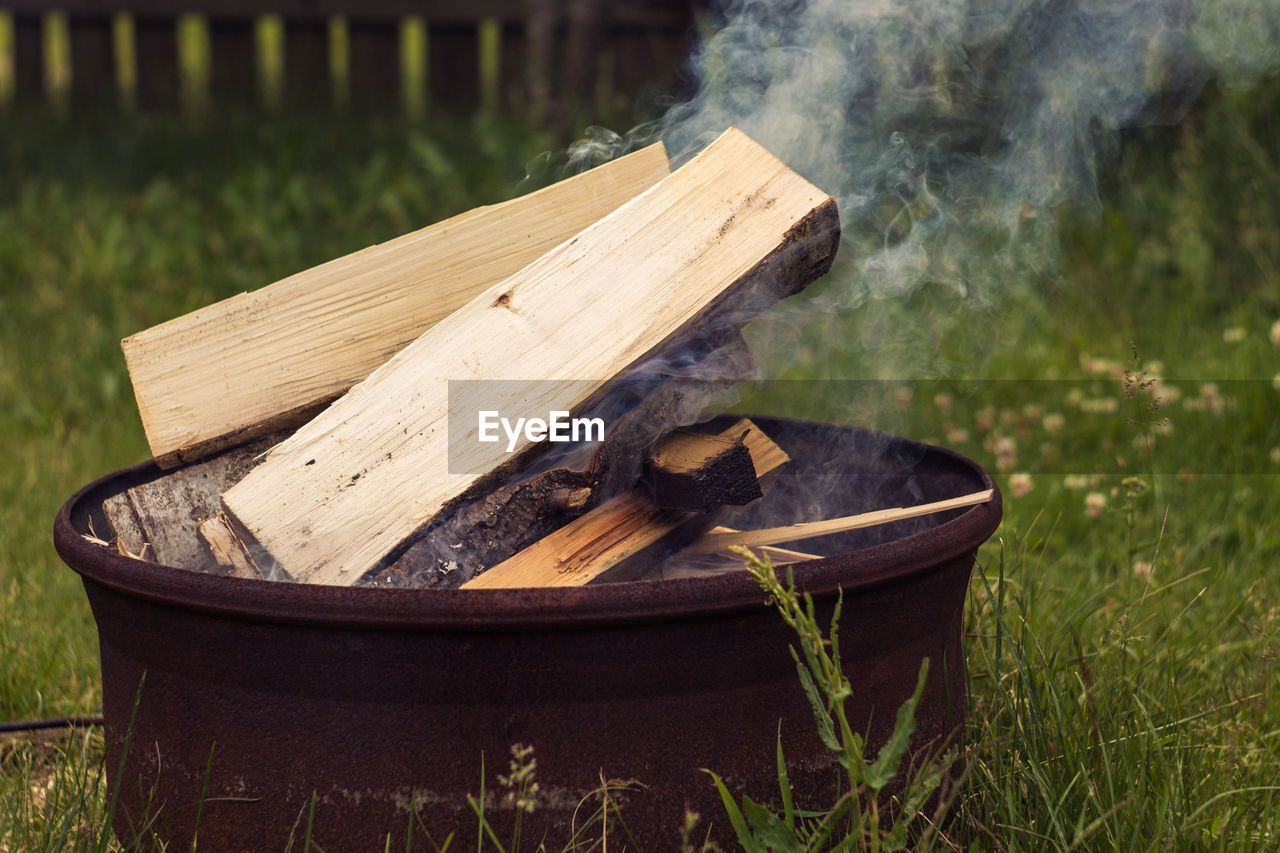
(0, 715, 105, 734)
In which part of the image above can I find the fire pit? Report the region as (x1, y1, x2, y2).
(54, 416, 1000, 851)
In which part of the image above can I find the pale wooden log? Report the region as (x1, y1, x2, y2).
(461, 419, 788, 589)
(686, 489, 996, 554)
(101, 433, 280, 571)
(222, 127, 839, 587)
(123, 144, 671, 468)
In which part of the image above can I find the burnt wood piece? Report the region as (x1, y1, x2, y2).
(101, 433, 283, 574)
(367, 331, 756, 589)
(459, 419, 788, 589)
(643, 427, 761, 512)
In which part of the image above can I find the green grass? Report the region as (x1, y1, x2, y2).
(2, 77, 1279, 850)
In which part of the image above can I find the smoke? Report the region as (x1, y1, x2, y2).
(625, 0, 1280, 377)
(393, 2, 1280, 583)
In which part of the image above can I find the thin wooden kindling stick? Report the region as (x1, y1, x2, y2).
(702, 527, 820, 563)
(688, 488, 995, 554)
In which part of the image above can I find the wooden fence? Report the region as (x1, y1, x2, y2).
(0, 1, 707, 121)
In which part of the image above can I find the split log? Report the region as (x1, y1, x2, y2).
(122, 144, 671, 468)
(121, 328, 750, 585)
(220, 127, 840, 587)
(461, 419, 789, 589)
(102, 433, 282, 572)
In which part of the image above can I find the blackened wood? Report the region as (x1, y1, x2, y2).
(643, 427, 761, 513)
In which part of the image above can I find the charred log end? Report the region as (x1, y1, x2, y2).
(644, 439, 762, 513)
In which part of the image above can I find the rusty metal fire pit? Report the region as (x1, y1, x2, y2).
(54, 416, 1001, 851)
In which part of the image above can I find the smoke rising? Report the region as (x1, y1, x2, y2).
(633, 0, 1280, 366)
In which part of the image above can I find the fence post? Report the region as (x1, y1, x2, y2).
(524, 0, 553, 126)
(399, 15, 426, 120)
(177, 14, 211, 122)
(0, 12, 13, 109)
(328, 15, 348, 111)
(478, 17, 501, 116)
(256, 14, 285, 111)
(112, 13, 136, 111)
(42, 11, 71, 112)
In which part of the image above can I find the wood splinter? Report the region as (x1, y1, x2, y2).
(198, 513, 264, 580)
(686, 489, 996, 554)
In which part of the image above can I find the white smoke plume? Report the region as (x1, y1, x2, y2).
(568, 0, 1280, 384)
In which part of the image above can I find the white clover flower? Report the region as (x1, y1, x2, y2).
(1008, 473, 1034, 498)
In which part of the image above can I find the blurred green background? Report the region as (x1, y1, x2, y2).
(2, 7, 1279, 848)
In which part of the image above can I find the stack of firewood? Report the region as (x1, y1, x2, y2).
(100, 127, 991, 588)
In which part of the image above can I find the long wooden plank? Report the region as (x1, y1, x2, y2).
(461, 420, 789, 589)
(122, 143, 671, 468)
(222, 127, 840, 587)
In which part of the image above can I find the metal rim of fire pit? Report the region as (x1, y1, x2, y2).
(54, 418, 1002, 632)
